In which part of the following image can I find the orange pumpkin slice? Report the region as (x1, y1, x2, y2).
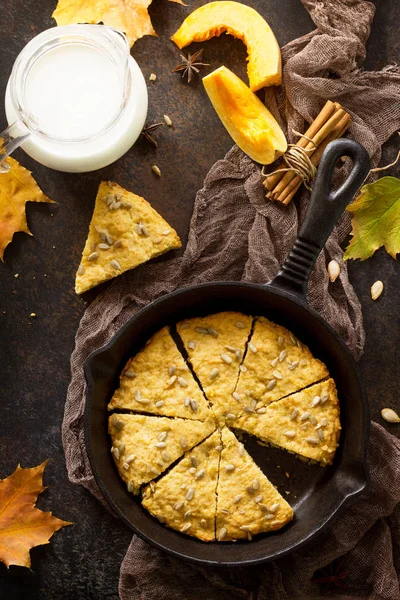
(203, 66, 287, 164)
(171, 1, 281, 92)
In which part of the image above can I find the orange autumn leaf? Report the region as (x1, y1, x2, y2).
(0, 461, 71, 568)
(52, 0, 187, 47)
(0, 156, 54, 261)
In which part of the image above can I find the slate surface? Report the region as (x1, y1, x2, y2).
(0, 0, 399, 598)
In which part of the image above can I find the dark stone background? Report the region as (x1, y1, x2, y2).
(0, 0, 399, 598)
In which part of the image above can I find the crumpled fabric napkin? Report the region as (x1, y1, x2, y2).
(63, 0, 400, 597)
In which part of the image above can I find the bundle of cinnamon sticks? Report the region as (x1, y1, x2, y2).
(264, 100, 351, 205)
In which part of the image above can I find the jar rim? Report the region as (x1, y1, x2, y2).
(9, 24, 131, 144)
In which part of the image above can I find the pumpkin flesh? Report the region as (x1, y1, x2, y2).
(203, 66, 287, 164)
(171, 1, 282, 91)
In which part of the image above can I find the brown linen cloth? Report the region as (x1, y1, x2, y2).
(63, 0, 400, 597)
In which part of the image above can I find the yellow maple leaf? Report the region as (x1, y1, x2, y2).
(52, 0, 187, 47)
(0, 461, 71, 568)
(0, 156, 54, 261)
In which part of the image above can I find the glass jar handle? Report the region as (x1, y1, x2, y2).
(0, 121, 29, 173)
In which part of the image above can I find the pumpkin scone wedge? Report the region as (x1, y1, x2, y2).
(75, 181, 181, 294)
(109, 414, 216, 494)
(108, 327, 210, 420)
(142, 430, 221, 541)
(176, 312, 253, 423)
(235, 379, 340, 466)
(234, 316, 329, 412)
(216, 428, 293, 541)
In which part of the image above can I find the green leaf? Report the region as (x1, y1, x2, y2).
(344, 176, 400, 261)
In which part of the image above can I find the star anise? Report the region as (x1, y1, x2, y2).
(172, 49, 210, 83)
(313, 557, 349, 593)
(140, 122, 164, 147)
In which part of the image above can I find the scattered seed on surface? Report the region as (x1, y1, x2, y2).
(248, 343, 257, 353)
(221, 353, 233, 364)
(121, 202, 132, 209)
(310, 415, 318, 425)
(150, 467, 159, 475)
(264, 514, 275, 520)
(218, 527, 227, 541)
(371, 280, 384, 300)
(190, 399, 198, 413)
(278, 336, 284, 347)
(320, 417, 328, 427)
(254, 494, 263, 503)
(184, 510, 192, 520)
(269, 503, 279, 513)
(209, 368, 219, 380)
(232, 391, 242, 402)
(184, 397, 191, 407)
(381, 408, 400, 423)
(234, 494, 242, 504)
(180, 322, 190, 329)
(110, 259, 121, 270)
(125, 454, 136, 464)
(149, 73, 157, 81)
(300, 411, 311, 421)
(137, 222, 150, 237)
(158, 431, 168, 442)
(153, 237, 163, 244)
(152, 164, 161, 177)
(186, 487, 195, 501)
(114, 239, 123, 248)
(118, 443, 125, 453)
(244, 406, 255, 414)
(161, 451, 171, 462)
(267, 379, 277, 391)
(279, 350, 287, 362)
(111, 446, 120, 459)
(164, 114, 172, 126)
(225, 464, 235, 473)
(240, 525, 252, 532)
(188, 340, 196, 350)
(177, 376, 188, 387)
(306, 437, 319, 445)
(180, 436, 187, 448)
(208, 327, 218, 337)
(162, 229, 171, 236)
(77, 265, 85, 276)
(284, 430, 296, 438)
(174, 501, 184, 511)
(290, 408, 299, 421)
(215, 445, 223, 452)
(168, 365, 177, 376)
(167, 375, 177, 386)
(195, 326, 209, 334)
(225, 345, 236, 353)
(235, 321, 246, 329)
(288, 361, 299, 370)
(226, 413, 236, 420)
(312, 396, 321, 407)
(252, 479, 260, 491)
(127, 481, 134, 492)
(87, 252, 98, 261)
(112, 417, 125, 431)
(272, 370, 282, 380)
(195, 469, 205, 479)
(200, 519, 207, 528)
(190, 467, 197, 475)
(256, 407, 266, 414)
(134, 389, 142, 400)
(290, 334, 297, 345)
(270, 357, 279, 367)
(246, 485, 255, 495)
(125, 370, 136, 378)
(191, 457, 198, 468)
(122, 462, 129, 470)
(317, 429, 325, 441)
(156, 460, 164, 467)
(328, 260, 340, 282)
(235, 348, 241, 360)
(239, 365, 247, 372)
(300, 359, 308, 367)
(154, 441, 166, 448)
(321, 393, 329, 404)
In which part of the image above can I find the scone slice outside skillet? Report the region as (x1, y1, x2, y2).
(108, 326, 210, 420)
(176, 312, 253, 423)
(108, 414, 216, 494)
(216, 428, 294, 542)
(75, 181, 181, 294)
(234, 379, 340, 465)
(235, 316, 329, 411)
(142, 430, 221, 541)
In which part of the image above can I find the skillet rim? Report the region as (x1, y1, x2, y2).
(84, 280, 370, 567)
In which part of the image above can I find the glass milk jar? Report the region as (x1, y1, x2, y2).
(2, 25, 148, 173)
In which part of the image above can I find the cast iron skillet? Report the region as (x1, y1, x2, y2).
(85, 139, 371, 566)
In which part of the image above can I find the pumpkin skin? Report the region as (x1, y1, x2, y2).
(203, 66, 287, 165)
(171, 1, 281, 92)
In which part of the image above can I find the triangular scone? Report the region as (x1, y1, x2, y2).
(108, 327, 210, 420)
(142, 430, 221, 541)
(108, 414, 216, 494)
(235, 379, 340, 465)
(216, 428, 293, 541)
(235, 317, 329, 411)
(176, 312, 253, 423)
(75, 181, 181, 294)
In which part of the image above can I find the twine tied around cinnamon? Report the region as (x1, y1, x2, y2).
(262, 131, 318, 191)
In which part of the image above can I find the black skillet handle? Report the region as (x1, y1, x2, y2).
(269, 138, 370, 299)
